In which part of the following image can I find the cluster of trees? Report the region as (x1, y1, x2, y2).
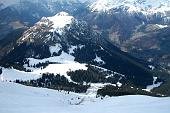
(68, 69, 106, 83)
(0, 68, 2, 74)
(16, 73, 89, 93)
(67, 65, 125, 84)
(0, 43, 51, 70)
(28, 61, 51, 69)
(97, 85, 162, 97)
(73, 44, 96, 63)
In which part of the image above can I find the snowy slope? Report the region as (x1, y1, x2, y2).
(0, 45, 87, 82)
(47, 12, 74, 34)
(0, 68, 40, 81)
(90, 0, 116, 12)
(1, 62, 87, 82)
(0, 81, 170, 113)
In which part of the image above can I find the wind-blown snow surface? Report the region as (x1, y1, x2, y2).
(0, 81, 170, 113)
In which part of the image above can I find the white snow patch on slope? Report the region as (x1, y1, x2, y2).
(94, 55, 105, 64)
(146, 77, 162, 91)
(34, 63, 87, 82)
(67, 45, 85, 54)
(116, 81, 122, 87)
(1, 68, 40, 81)
(48, 12, 74, 35)
(49, 44, 62, 55)
(1, 63, 87, 82)
(85, 83, 116, 99)
(147, 82, 162, 91)
(156, 24, 168, 28)
(0, 81, 170, 113)
(69, 46, 77, 54)
(148, 65, 155, 70)
(27, 51, 75, 66)
(90, 0, 115, 12)
(1, 51, 87, 82)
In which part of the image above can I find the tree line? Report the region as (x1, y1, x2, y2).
(16, 73, 90, 93)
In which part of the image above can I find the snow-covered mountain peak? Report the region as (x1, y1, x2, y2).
(90, 0, 116, 12)
(90, 0, 144, 12)
(18, 12, 74, 43)
(55, 12, 70, 16)
(90, 0, 170, 14)
(47, 12, 74, 33)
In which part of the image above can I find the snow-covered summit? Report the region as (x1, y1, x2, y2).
(90, 0, 116, 12)
(47, 11, 74, 33)
(19, 11, 74, 43)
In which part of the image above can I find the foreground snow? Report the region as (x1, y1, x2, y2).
(0, 81, 170, 113)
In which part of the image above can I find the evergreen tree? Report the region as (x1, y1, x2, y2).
(0, 68, 2, 74)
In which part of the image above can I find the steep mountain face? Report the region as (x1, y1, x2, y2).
(87, 0, 170, 43)
(78, 0, 170, 75)
(122, 26, 170, 72)
(0, 12, 159, 89)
